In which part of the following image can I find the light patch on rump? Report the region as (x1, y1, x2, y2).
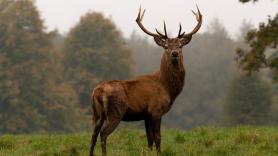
(102, 92, 108, 117)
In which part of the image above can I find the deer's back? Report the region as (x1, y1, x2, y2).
(92, 74, 171, 121)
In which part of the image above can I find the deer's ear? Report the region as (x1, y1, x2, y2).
(154, 36, 166, 47)
(180, 36, 192, 46)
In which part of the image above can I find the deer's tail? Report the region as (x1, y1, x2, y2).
(92, 88, 105, 125)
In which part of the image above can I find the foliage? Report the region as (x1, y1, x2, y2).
(64, 12, 134, 108)
(224, 74, 272, 125)
(236, 0, 278, 81)
(0, 0, 87, 134)
(1, 127, 278, 155)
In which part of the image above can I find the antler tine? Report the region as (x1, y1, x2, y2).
(183, 5, 202, 37)
(155, 28, 165, 38)
(154, 21, 168, 39)
(140, 9, 146, 21)
(178, 23, 183, 38)
(135, 6, 159, 38)
(163, 21, 168, 38)
(136, 6, 141, 22)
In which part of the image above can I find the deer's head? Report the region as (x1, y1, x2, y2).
(136, 6, 202, 64)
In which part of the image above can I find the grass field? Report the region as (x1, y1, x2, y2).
(0, 126, 278, 156)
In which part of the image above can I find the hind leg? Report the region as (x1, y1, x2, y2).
(100, 119, 121, 156)
(100, 96, 125, 156)
(90, 116, 104, 156)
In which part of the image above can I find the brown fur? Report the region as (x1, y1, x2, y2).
(89, 7, 202, 156)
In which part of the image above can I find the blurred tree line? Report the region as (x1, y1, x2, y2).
(0, 0, 134, 134)
(0, 0, 277, 134)
(0, 0, 87, 133)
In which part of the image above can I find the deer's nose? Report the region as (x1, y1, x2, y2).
(171, 51, 179, 58)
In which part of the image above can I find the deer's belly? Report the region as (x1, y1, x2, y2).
(121, 108, 148, 121)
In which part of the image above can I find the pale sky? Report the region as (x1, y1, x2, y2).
(35, 0, 278, 38)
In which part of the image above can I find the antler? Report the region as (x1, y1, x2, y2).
(136, 7, 168, 39)
(155, 21, 168, 39)
(178, 5, 202, 38)
(178, 23, 185, 38)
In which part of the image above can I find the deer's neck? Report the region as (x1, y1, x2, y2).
(159, 54, 185, 100)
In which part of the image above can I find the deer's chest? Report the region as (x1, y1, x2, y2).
(147, 90, 172, 119)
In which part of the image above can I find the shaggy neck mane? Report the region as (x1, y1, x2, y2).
(158, 53, 185, 100)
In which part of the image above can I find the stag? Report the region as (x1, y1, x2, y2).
(89, 6, 202, 156)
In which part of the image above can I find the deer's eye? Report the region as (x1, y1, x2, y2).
(179, 43, 183, 48)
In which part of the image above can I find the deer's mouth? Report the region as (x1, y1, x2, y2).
(171, 57, 179, 65)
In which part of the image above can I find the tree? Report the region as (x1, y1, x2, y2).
(64, 12, 134, 108)
(236, 0, 278, 81)
(0, 0, 86, 134)
(224, 74, 272, 125)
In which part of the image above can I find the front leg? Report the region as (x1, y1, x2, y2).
(145, 119, 154, 150)
(153, 118, 161, 154)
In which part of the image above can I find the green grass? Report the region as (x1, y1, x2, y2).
(1, 126, 278, 156)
